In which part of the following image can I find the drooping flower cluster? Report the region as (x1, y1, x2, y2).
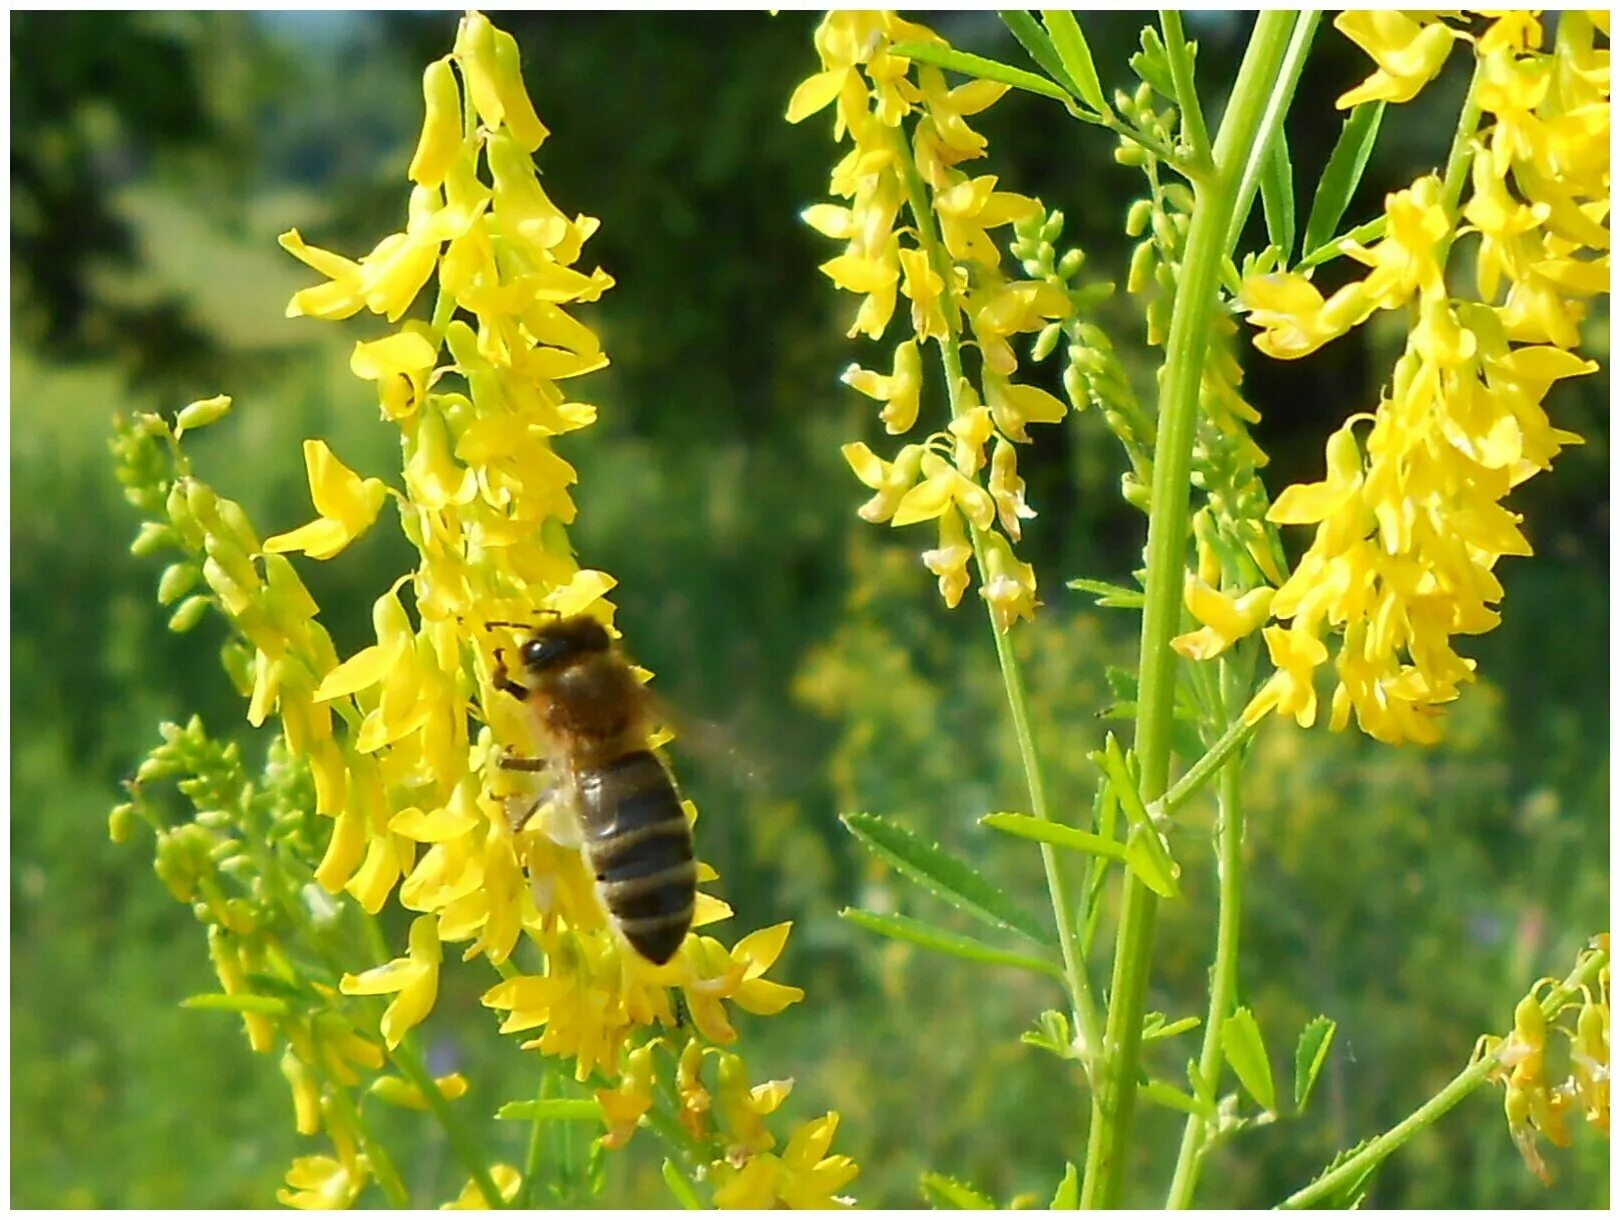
(1475, 936, 1610, 1184)
(1235, 10, 1608, 743)
(118, 12, 854, 1207)
(790, 12, 1084, 631)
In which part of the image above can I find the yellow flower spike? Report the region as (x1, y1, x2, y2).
(442, 1164, 523, 1209)
(409, 58, 463, 189)
(1171, 579, 1276, 661)
(264, 439, 390, 561)
(1245, 624, 1329, 728)
(922, 509, 974, 608)
(1334, 11, 1460, 107)
(978, 531, 1038, 632)
(340, 913, 443, 1049)
(988, 437, 1036, 540)
(278, 1154, 364, 1210)
(842, 339, 922, 435)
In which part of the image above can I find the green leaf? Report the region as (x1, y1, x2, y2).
(1293, 1015, 1338, 1114)
(1260, 128, 1296, 260)
(839, 909, 1064, 980)
(1066, 577, 1144, 608)
(1041, 11, 1109, 114)
(998, 11, 1081, 98)
(1298, 214, 1386, 270)
(1124, 826, 1182, 899)
(842, 812, 1053, 945)
(921, 1173, 996, 1209)
(1022, 1008, 1078, 1060)
(1310, 1137, 1379, 1209)
(181, 992, 290, 1016)
(889, 41, 1073, 105)
(1221, 1007, 1277, 1113)
(662, 1159, 702, 1210)
(495, 1098, 603, 1122)
(1142, 1012, 1202, 1043)
(1300, 102, 1385, 259)
(1050, 1162, 1079, 1209)
(1141, 1079, 1214, 1119)
(980, 812, 1126, 862)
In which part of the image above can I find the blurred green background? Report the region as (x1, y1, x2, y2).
(10, 11, 1609, 1209)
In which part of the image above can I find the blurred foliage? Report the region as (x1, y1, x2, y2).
(9, 10, 1607, 1209)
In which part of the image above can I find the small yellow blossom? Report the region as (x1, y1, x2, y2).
(596, 1044, 656, 1150)
(1334, 11, 1459, 107)
(441, 1164, 523, 1209)
(1245, 625, 1328, 728)
(921, 509, 973, 608)
(340, 913, 442, 1049)
(712, 1111, 859, 1209)
(278, 1153, 365, 1210)
(263, 440, 390, 561)
(1171, 579, 1275, 661)
(842, 340, 923, 435)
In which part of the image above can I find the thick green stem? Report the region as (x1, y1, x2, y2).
(1164, 753, 1245, 1206)
(1280, 946, 1609, 1208)
(1078, 12, 1299, 1208)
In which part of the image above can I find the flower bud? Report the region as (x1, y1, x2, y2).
(175, 394, 232, 437)
(169, 594, 212, 634)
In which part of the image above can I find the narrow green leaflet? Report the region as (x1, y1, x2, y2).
(921, 1173, 997, 1209)
(888, 40, 1072, 105)
(1022, 1009, 1078, 1060)
(1141, 1079, 1214, 1119)
(842, 812, 1054, 945)
(1049, 1162, 1079, 1209)
(1300, 101, 1386, 259)
(662, 1159, 703, 1210)
(495, 1098, 603, 1122)
(998, 10, 1081, 98)
(1142, 1012, 1202, 1043)
(839, 909, 1064, 980)
(980, 812, 1126, 862)
(1293, 1015, 1338, 1114)
(1124, 826, 1182, 899)
(1260, 128, 1296, 261)
(181, 992, 290, 1016)
(1298, 213, 1386, 270)
(1066, 576, 1144, 608)
(1041, 10, 1109, 114)
(1221, 1006, 1278, 1114)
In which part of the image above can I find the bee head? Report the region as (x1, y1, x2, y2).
(520, 614, 611, 675)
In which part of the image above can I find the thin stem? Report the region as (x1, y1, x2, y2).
(390, 1032, 509, 1208)
(516, 1064, 554, 1207)
(889, 122, 1102, 1075)
(324, 1076, 413, 1208)
(1164, 742, 1245, 1206)
(1279, 946, 1609, 1208)
(1439, 53, 1488, 215)
(1162, 714, 1258, 818)
(1079, 12, 1298, 1208)
(1159, 12, 1212, 171)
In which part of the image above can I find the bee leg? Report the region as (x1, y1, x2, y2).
(673, 989, 691, 1031)
(492, 648, 531, 702)
(498, 752, 550, 773)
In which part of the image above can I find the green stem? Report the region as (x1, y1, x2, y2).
(889, 122, 1102, 1076)
(1078, 13, 1298, 1208)
(1279, 946, 1609, 1208)
(1164, 743, 1245, 1206)
(1159, 12, 1212, 171)
(389, 1032, 509, 1208)
(324, 1077, 412, 1207)
(516, 1065, 554, 1207)
(1162, 714, 1258, 817)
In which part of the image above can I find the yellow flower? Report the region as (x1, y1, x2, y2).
(263, 439, 390, 561)
(842, 339, 922, 435)
(1171, 578, 1275, 661)
(278, 1154, 365, 1210)
(596, 1043, 656, 1150)
(441, 1164, 523, 1209)
(683, 922, 807, 1044)
(889, 452, 995, 531)
(1334, 11, 1459, 107)
(979, 531, 1037, 633)
(842, 441, 925, 524)
(340, 913, 442, 1049)
(987, 438, 1035, 541)
(933, 175, 1040, 267)
(920, 508, 973, 609)
(711, 1111, 859, 1209)
(1244, 625, 1328, 728)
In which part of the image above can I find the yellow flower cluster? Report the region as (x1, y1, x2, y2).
(790, 12, 1073, 631)
(204, 11, 856, 1204)
(1234, 10, 1608, 744)
(1476, 938, 1610, 1184)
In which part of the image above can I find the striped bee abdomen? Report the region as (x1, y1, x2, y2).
(577, 750, 695, 965)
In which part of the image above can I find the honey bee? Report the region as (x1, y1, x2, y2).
(492, 614, 695, 965)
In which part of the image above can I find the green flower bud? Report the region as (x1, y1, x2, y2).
(1127, 241, 1157, 294)
(1122, 473, 1153, 513)
(175, 395, 232, 437)
(1114, 142, 1147, 167)
(1040, 209, 1065, 244)
(1057, 249, 1086, 280)
(131, 521, 177, 557)
(169, 594, 212, 634)
(158, 562, 199, 605)
(108, 803, 137, 844)
(1126, 200, 1153, 237)
(1033, 322, 1063, 363)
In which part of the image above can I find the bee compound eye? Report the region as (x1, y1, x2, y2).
(522, 636, 565, 671)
